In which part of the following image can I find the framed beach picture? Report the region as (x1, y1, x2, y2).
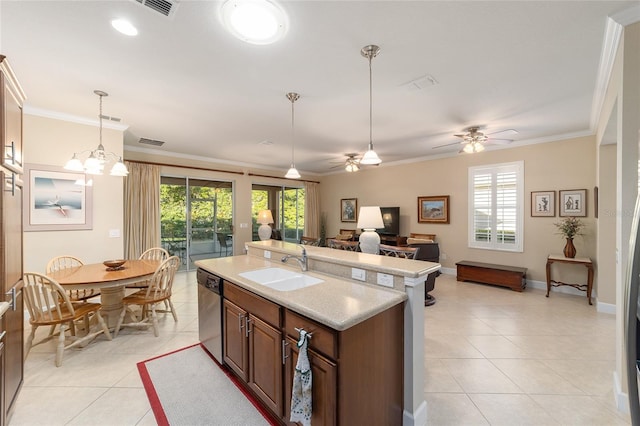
(418, 195, 450, 224)
(559, 189, 587, 217)
(23, 164, 93, 231)
(531, 191, 555, 217)
(340, 198, 357, 222)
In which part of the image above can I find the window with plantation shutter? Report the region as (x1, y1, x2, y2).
(468, 161, 524, 252)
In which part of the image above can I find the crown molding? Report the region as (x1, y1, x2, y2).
(23, 105, 129, 131)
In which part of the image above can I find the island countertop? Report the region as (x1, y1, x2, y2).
(195, 254, 407, 331)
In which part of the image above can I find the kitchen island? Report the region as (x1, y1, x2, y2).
(196, 240, 439, 426)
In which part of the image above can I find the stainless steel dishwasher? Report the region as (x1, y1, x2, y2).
(197, 268, 223, 363)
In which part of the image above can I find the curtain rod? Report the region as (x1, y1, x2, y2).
(126, 159, 244, 175)
(248, 172, 320, 184)
(126, 160, 320, 183)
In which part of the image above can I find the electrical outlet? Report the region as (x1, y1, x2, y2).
(240, 223, 249, 228)
(264, 250, 271, 259)
(377, 273, 394, 288)
(351, 268, 366, 281)
(109, 229, 120, 238)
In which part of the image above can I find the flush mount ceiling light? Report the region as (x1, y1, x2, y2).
(360, 44, 382, 165)
(220, 0, 288, 45)
(111, 19, 138, 36)
(64, 90, 129, 177)
(284, 92, 301, 179)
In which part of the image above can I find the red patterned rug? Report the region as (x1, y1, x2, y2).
(137, 343, 278, 425)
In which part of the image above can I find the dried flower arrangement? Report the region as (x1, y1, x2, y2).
(554, 216, 584, 239)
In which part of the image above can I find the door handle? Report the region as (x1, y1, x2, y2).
(5, 287, 16, 311)
(282, 339, 289, 365)
(245, 317, 251, 337)
(238, 312, 244, 332)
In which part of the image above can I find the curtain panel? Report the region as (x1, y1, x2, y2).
(304, 182, 320, 238)
(124, 161, 161, 259)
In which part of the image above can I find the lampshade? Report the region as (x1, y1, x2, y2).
(284, 92, 301, 179)
(357, 206, 384, 230)
(257, 210, 274, 224)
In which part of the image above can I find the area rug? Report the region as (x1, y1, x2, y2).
(137, 343, 278, 426)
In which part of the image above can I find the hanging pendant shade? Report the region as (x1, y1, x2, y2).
(359, 45, 382, 166)
(284, 92, 301, 179)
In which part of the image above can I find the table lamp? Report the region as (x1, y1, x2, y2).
(257, 210, 274, 241)
(357, 206, 384, 254)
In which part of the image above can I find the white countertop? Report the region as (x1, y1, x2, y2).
(195, 254, 407, 331)
(250, 240, 440, 279)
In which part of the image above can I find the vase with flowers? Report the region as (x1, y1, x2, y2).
(554, 216, 584, 258)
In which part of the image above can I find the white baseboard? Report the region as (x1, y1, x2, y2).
(614, 371, 630, 414)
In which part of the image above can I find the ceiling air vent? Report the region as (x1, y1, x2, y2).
(139, 138, 165, 147)
(133, 0, 179, 18)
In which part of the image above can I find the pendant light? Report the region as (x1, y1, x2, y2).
(64, 90, 129, 177)
(284, 92, 301, 179)
(360, 44, 382, 165)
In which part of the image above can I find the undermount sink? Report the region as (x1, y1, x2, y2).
(239, 267, 323, 291)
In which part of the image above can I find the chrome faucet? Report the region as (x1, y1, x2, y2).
(281, 245, 308, 272)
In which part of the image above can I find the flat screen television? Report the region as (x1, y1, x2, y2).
(377, 207, 400, 236)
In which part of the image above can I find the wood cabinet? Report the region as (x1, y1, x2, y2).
(0, 55, 25, 426)
(223, 282, 283, 417)
(221, 278, 404, 425)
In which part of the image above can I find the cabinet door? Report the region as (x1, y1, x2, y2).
(0, 70, 23, 174)
(248, 314, 283, 417)
(1, 171, 22, 293)
(284, 336, 337, 426)
(3, 286, 22, 420)
(223, 299, 248, 381)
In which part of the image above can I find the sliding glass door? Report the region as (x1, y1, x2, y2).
(161, 177, 233, 271)
(251, 184, 304, 243)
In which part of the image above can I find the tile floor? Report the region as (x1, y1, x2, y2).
(8, 271, 631, 425)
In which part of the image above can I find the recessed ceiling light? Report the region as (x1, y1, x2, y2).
(220, 0, 288, 45)
(111, 19, 138, 36)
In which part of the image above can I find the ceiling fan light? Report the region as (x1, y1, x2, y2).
(285, 165, 301, 179)
(474, 142, 485, 152)
(463, 143, 474, 154)
(345, 162, 359, 172)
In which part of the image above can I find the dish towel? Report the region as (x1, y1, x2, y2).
(290, 330, 312, 426)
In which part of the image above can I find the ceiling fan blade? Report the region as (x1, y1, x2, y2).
(453, 133, 467, 138)
(486, 129, 518, 136)
(432, 141, 463, 149)
(486, 138, 513, 145)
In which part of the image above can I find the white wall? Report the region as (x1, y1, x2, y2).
(22, 114, 125, 272)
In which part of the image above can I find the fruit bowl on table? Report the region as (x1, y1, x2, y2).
(103, 259, 126, 271)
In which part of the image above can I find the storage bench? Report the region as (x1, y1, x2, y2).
(456, 261, 527, 292)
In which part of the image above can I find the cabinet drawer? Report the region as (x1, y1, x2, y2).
(284, 310, 337, 360)
(225, 282, 281, 328)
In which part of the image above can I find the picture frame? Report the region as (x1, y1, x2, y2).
(340, 198, 357, 222)
(559, 189, 587, 217)
(23, 163, 93, 231)
(531, 190, 555, 217)
(418, 195, 450, 224)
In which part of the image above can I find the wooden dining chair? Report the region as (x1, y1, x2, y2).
(125, 247, 169, 289)
(114, 256, 180, 337)
(379, 244, 420, 259)
(22, 272, 112, 367)
(46, 255, 100, 302)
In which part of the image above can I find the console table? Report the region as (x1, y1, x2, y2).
(379, 235, 407, 246)
(545, 254, 594, 305)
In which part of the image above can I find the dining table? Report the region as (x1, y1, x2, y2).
(47, 259, 161, 328)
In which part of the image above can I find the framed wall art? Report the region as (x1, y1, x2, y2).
(340, 198, 357, 222)
(559, 189, 587, 217)
(531, 190, 555, 217)
(418, 195, 450, 224)
(23, 164, 93, 231)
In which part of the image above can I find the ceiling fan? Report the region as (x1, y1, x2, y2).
(330, 153, 362, 172)
(432, 126, 518, 153)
